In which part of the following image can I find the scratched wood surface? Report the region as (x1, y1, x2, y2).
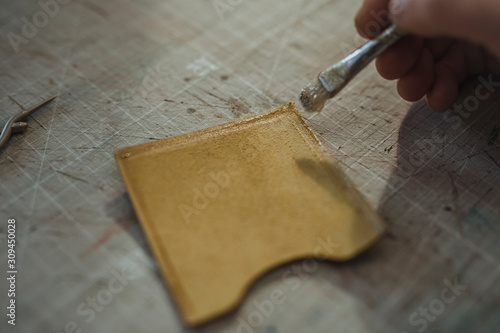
(1, 0, 499, 332)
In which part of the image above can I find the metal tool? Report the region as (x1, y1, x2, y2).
(0, 95, 57, 150)
(299, 23, 406, 112)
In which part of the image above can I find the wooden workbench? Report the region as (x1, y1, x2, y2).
(1, 0, 499, 332)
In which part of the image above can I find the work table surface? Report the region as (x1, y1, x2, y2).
(1, 0, 499, 332)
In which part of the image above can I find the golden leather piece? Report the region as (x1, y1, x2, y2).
(114, 102, 385, 326)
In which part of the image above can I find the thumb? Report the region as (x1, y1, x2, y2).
(389, 0, 500, 57)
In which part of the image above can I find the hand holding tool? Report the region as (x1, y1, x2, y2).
(299, 24, 406, 112)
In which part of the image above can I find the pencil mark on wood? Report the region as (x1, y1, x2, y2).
(488, 125, 499, 146)
(55, 170, 89, 184)
(484, 149, 500, 168)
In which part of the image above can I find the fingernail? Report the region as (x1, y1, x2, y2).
(389, 0, 407, 16)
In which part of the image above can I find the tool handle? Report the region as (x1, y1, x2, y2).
(347, 24, 405, 74)
(319, 24, 406, 94)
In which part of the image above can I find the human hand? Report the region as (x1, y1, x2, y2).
(355, 0, 500, 111)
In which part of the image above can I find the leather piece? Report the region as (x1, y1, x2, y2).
(114, 102, 385, 326)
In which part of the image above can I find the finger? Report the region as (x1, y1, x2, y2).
(355, 0, 391, 39)
(389, 0, 500, 56)
(426, 64, 459, 112)
(463, 43, 485, 75)
(397, 47, 435, 101)
(438, 42, 468, 83)
(424, 38, 454, 61)
(375, 36, 424, 80)
(485, 50, 500, 75)
(485, 43, 500, 60)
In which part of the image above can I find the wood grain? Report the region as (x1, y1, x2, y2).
(0, 0, 499, 332)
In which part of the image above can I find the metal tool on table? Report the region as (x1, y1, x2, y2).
(0, 95, 57, 150)
(299, 23, 406, 112)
